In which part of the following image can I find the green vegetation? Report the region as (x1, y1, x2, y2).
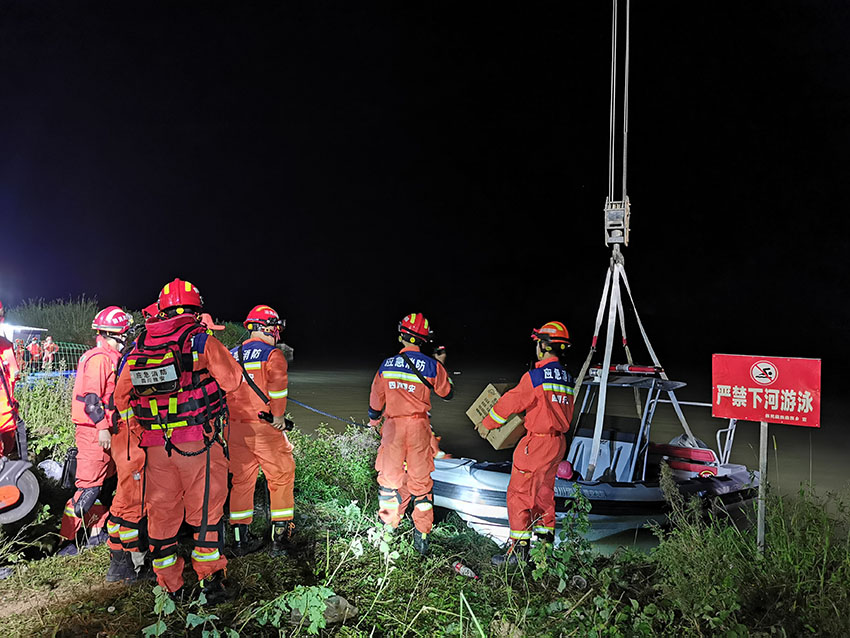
(1, 299, 848, 636)
(1, 420, 848, 637)
(15, 374, 76, 459)
(7, 297, 102, 346)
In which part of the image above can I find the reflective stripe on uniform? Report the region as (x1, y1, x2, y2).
(153, 554, 177, 570)
(119, 407, 134, 421)
(119, 529, 139, 541)
(149, 420, 190, 430)
(229, 509, 253, 521)
(379, 500, 399, 510)
(192, 352, 199, 363)
(107, 522, 120, 534)
(382, 371, 422, 384)
(268, 388, 288, 399)
(244, 362, 262, 370)
(64, 505, 78, 518)
(270, 508, 294, 520)
(415, 502, 433, 512)
(542, 383, 575, 394)
(534, 526, 555, 534)
(191, 549, 221, 562)
(510, 529, 532, 540)
(488, 408, 507, 425)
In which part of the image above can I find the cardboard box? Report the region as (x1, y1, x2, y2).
(466, 383, 526, 450)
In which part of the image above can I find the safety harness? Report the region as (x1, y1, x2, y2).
(126, 317, 226, 457)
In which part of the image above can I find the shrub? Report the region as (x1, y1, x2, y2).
(16, 374, 76, 459)
(8, 297, 101, 346)
(289, 424, 379, 506)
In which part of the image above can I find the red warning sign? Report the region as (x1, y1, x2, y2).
(712, 354, 821, 427)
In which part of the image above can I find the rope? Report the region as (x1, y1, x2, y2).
(608, 0, 618, 200)
(287, 398, 369, 429)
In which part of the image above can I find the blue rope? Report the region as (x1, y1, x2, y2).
(288, 398, 369, 429)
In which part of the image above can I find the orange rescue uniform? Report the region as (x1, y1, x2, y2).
(227, 338, 294, 526)
(60, 336, 121, 541)
(114, 318, 243, 594)
(0, 335, 19, 456)
(482, 355, 575, 542)
(106, 356, 147, 553)
(369, 345, 453, 535)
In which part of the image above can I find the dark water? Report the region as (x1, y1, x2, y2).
(288, 364, 848, 495)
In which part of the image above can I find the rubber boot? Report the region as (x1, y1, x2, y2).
(270, 521, 294, 557)
(491, 540, 530, 566)
(199, 570, 229, 606)
(105, 549, 137, 583)
(412, 529, 429, 556)
(229, 523, 264, 557)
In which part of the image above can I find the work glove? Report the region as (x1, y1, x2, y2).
(97, 428, 112, 450)
(434, 345, 447, 364)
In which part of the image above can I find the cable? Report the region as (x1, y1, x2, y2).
(287, 398, 369, 429)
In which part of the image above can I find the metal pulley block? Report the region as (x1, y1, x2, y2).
(604, 197, 630, 246)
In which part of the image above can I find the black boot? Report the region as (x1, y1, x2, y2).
(491, 540, 529, 566)
(169, 586, 187, 602)
(105, 549, 137, 583)
(228, 523, 264, 557)
(270, 521, 294, 557)
(412, 529, 429, 556)
(199, 570, 229, 606)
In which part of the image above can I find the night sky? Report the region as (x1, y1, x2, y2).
(1, 2, 848, 378)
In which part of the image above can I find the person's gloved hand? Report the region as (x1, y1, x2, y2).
(98, 428, 112, 450)
(271, 415, 288, 431)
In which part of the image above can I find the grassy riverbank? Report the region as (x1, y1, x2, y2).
(1, 424, 848, 637)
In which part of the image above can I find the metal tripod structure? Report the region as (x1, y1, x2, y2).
(573, 0, 696, 478)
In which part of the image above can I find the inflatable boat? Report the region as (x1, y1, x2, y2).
(432, 372, 759, 543)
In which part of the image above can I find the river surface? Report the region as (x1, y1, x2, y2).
(288, 364, 847, 551)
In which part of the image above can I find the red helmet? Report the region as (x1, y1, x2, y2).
(158, 278, 203, 311)
(398, 313, 433, 345)
(531, 321, 571, 351)
(92, 306, 133, 334)
(244, 305, 284, 330)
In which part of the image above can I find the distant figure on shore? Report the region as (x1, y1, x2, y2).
(42, 336, 59, 369)
(26, 337, 42, 371)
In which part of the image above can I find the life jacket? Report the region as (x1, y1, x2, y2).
(125, 315, 225, 438)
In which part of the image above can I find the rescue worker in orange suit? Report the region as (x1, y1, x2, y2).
(14, 339, 26, 370)
(115, 279, 243, 603)
(26, 337, 42, 369)
(368, 313, 453, 556)
(0, 300, 21, 457)
(482, 321, 575, 565)
(58, 306, 133, 556)
(42, 336, 59, 369)
(104, 315, 154, 584)
(227, 305, 294, 557)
